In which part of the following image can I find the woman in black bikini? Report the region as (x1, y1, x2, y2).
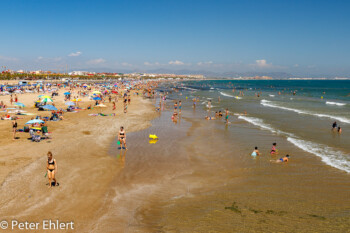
(47, 151, 58, 187)
(12, 117, 17, 140)
(118, 126, 127, 150)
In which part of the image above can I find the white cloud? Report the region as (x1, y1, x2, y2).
(255, 59, 270, 67)
(144, 62, 160, 66)
(294, 64, 299, 67)
(36, 56, 62, 62)
(121, 62, 132, 67)
(68, 51, 82, 57)
(197, 61, 213, 66)
(168, 60, 184, 65)
(86, 58, 105, 65)
(0, 55, 18, 62)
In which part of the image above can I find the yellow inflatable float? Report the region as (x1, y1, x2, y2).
(149, 134, 158, 139)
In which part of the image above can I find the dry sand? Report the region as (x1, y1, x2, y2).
(0, 87, 158, 232)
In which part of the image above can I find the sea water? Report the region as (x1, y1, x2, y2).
(169, 80, 350, 173)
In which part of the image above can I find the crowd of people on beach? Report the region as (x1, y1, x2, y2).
(0, 79, 162, 188)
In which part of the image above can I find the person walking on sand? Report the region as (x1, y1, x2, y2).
(112, 102, 116, 111)
(47, 151, 58, 187)
(12, 117, 17, 140)
(118, 126, 127, 150)
(10, 94, 13, 105)
(15, 94, 18, 103)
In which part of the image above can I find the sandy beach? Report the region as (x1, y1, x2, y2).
(0, 80, 349, 233)
(0, 83, 158, 232)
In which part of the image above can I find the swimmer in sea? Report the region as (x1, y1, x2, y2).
(174, 101, 178, 113)
(205, 116, 215, 120)
(270, 143, 277, 155)
(338, 127, 342, 134)
(179, 100, 182, 114)
(332, 121, 337, 131)
(271, 154, 289, 163)
(251, 147, 261, 157)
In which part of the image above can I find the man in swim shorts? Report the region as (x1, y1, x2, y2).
(271, 154, 289, 163)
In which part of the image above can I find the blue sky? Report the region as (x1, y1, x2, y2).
(1, 0, 350, 76)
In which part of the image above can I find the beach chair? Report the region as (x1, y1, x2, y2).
(41, 126, 52, 139)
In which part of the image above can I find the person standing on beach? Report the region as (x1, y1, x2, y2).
(47, 151, 58, 187)
(112, 102, 116, 111)
(179, 100, 182, 114)
(12, 117, 17, 140)
(118, 126, 127, 150)
(15, 94, 18, 103)
(10, 94, 13, 105)
(225, 108, 229, 124)
(193, 98, 196, 109)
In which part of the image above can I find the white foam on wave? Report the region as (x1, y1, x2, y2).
(238, 116, 293, 136)
(219, 91, 234, 98)
(239, 115, 350, 173)
(269, 94, 275, 97)
(326, 101, 346, 106)
(261, 99, 350, 124)
(287, 137, 350, 173)
(183, 87, 198, 91)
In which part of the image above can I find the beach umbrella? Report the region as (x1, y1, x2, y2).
(64, 92, 71, 95)
(65, 101, 75, 106)
(14, 102, 25, 108)
(92, 91, 102, 94)
(25, 119, 45, 125)
(42, 105, 58, 111)
(93, 97, 101, 100)
(41, 98, 53, 103)
(38, 95, 45, 98)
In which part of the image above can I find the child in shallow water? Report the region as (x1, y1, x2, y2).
(251, 147, 260, 157)
(270, 143, 277, 155)
(270, 154, 289, 163)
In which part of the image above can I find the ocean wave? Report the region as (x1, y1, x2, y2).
(261, 99, 350, 124)
(269, 94, 275, 97)
(326, 101, 346, 106)
(239, 115, 350, 173)
(287, 137, 350, 173)
(219, 91, 234, 98)
(219, 91, 242, 99)
(238, 116, 293, 137)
